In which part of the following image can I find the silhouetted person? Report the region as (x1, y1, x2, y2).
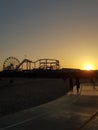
(76, 77, 80, 94)
(9, 79, 14, 84)
(92, 77, 96, 89)
(69, 76, 74, 93)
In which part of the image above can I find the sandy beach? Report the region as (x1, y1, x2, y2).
(0, 78, 69, 117)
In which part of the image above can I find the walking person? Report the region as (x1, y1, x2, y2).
(92, 77, 96, 89)
(69, 76, 74, 93)
(76, 77, 80, 94)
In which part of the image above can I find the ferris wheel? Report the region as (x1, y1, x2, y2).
(3, 56, 20, 70)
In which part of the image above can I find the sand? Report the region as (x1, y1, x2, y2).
(0, 78, 69, 117)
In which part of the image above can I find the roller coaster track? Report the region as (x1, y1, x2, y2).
(15, 59, 33, 70)
(13, 58, 60, 70)
(33, 59, 60, 70)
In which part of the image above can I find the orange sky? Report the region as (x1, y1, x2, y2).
(0, 0, 98, 70)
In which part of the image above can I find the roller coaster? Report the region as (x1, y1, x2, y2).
(3, 56, 60, 71)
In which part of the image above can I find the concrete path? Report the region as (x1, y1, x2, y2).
(0, 83, 98, 130)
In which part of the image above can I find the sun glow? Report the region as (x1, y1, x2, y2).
(83, 64, 94, 70)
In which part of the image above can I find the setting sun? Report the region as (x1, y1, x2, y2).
(83, 64, 94, 70)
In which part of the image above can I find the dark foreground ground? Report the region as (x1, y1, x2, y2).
(0, 78, 68, 117)
(0, 83, 98, 130)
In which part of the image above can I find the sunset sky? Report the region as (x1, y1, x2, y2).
(0, 0, 98, 70)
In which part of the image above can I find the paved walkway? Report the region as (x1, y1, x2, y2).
(0, 83, 98, 130)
